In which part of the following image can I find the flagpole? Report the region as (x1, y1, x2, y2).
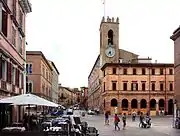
(103, 0, 106, 17)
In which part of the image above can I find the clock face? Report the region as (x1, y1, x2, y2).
(105, 47, 115, 57)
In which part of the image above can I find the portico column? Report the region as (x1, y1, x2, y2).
(138, 101, 140, 112)
(128, 102, 131, 114)
(156, 102, 159, 115)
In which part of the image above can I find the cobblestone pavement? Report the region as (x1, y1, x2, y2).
(78, 112, 180, 136)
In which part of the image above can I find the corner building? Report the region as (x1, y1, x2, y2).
(88, 17, 174, 116)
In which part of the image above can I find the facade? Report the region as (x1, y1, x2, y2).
(26, 51, 53, 101)
(88, 17, 174, 116)
(58, 84, 76, 107)
(80, 87, 88, 109)
(0, 0, 32, 128)
(48, 60, 59, 103)
(170, 26, 180, 119)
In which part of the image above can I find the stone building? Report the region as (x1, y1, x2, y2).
(58, 84, 76, 107)
(0, 0, 32, 128)
(48, 60, 59, 103)
(170, 26, 180, 118)
(88, 17, 174, 116)
(26, 51, 53, 101)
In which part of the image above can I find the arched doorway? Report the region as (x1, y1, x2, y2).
(168, 99, 173, 115)
(131, 99, 138, 109)
(111, 98, 117, 107)
(140, 99, 147, 108)
(122, 99, 128, 111)
(150, 99, 156, 110)
(159, 99, 164, 110)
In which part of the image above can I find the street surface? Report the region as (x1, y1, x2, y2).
(74, 110, 180, 136)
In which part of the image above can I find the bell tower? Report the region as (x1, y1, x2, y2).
(100, 16, 119, 67)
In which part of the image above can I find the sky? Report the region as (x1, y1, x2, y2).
(26, 0, 180, 88)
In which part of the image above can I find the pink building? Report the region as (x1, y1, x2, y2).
(0, 0, 32, 128)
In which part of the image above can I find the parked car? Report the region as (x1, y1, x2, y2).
(87, 110, 95, 115)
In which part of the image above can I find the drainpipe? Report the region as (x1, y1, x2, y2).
(164, 66, 167, 115)
(148, 66, 151, 114)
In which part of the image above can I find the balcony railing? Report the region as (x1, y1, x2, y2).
(102, 90, 174, 95)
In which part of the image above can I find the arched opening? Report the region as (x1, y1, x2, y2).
(168, 99, 173, 115)
(150, 99, 156, 110)
(111, 98, 117, 107)
(131, 99, 138, 108)
(159, 99, 164, 110)
(108, 30, 113, 45)
(122, 99, 128, 111)
(29, 82, 33, 93)
(140, 99, 147, 108)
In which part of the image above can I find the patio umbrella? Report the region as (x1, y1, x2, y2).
(0, 93, 58, 107)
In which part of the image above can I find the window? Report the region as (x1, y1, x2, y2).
(123, 82, 127, 91)
(152, 69, 155, 75)
(103, 82, 105, 92)
(46, 69, 48, 79)
(19, 73, 22, 88)
(12, 26, 16, 46)
(26, 64, 32, 74)
(152, 83, 155, 91)
(2, 9, 8, 37)
(112, 82, 116, 90)
(2, 59, 7, 81)
(131, 83, 138, 91)
(142, 83, 146, 91)
(108, 30, 113, 45)
(19, 9, 23, 28)
(123, 69, 127, 75)
(18, 32, 22, 55)
(169, 83, 173, 91)
(160, 68, 163, 75)
(169, 69, 173, 75)
(142, 68, 146, 75)
(112, 68, 116, 74)
(42, 66, 45, 76)
(29, 81, 33, 93)
(11, 67, 16, 85)
(160, 83, 164, 91)
(133, 68, 136, 75)
(28, 64, 32, 74)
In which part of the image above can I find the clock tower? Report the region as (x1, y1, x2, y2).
(100, 16, 120, 67)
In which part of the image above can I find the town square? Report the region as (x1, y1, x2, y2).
(0, 0, 180, 136)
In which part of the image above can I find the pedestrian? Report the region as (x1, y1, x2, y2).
(104, 111, 109, 125)
(122, 113, 127, 129)
(132, 111, 136, 121)
(114, 114, 120, 130)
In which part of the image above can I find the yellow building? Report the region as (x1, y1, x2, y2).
(88, 17, 174, 116)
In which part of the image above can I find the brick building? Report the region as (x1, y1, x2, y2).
(88, 17, 174, 116)
(0, 0, 32, 128)
(26, 51, 53, 101)
(58, 84, 76, 107)
(170, 26, 180, 118)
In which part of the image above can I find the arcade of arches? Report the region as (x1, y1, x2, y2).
(104, 98, 174, 116)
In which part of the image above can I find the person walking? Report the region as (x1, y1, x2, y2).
(104, 111, 109, 125)
(122, 113, 127, 129)
(132, 111, 136, 121)
(114, 114, 120, 131)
